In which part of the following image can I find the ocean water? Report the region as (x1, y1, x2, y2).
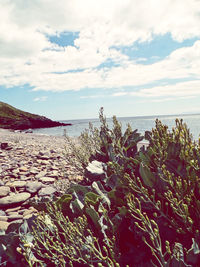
(31, 113, 200, 140)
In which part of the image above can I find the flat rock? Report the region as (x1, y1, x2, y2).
(35, 171, 47, 179)
(5, 206, 21, 213)
(85, 160, 106, 181)
(23, 208, 37, 216)
(19, 167, 28, 172)
(29, 168, 39, 174)
(0, 221, 9, 231)
(7, 214, 23, 221)
(9, 181, 27, 188)
(23, 214, 34, 220)
(0, 210, 6, 216)
(41, 160, 49, 165)
(0, 192, 31, 207)
(0, 186, 10, 197)
(38, 186, 57, 196)
(0, 216, 8, 222)
(25, 181, 43, 193)
(39, 177, 55, 183)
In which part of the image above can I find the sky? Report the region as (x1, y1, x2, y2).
(1, 0, 200, 120)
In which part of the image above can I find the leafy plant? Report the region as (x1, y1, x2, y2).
(19, 110, 200, 266)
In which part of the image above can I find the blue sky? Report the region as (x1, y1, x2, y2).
(1, 0, 200, 120)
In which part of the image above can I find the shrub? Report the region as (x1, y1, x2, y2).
(19, 110, 200, 266)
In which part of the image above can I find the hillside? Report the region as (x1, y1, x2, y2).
(0, 101, 71, 130)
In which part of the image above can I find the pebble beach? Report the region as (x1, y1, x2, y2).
(0, 128, 149, 233)
(0, 129, 82, 232)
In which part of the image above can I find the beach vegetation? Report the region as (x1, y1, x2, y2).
(4, 108, 200, 266)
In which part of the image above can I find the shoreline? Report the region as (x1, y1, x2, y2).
(0, 128, 83, 231)
(0, 128, 148, 231)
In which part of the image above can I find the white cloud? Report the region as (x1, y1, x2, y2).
(80, 94, 105, 99)
(113, 92, 128, 97)
(33, 96, 47, 102)
(112, 80, 200, 100)
(0, 0, 200, 95)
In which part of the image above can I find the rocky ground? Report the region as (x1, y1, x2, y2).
(0, 129, 82, 232)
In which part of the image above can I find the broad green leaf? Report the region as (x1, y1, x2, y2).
(84, 192, 101, 206)
(139, 162, 156, 188)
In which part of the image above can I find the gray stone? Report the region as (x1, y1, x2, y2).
(0, 152, 6, 157)
(48, 170, 59, 177)
(38, 186, 57, 196)
(29, 168, 39, 174)
(85, 160, 106, 181)
(39, 177, 55, 183)
(25, 181, 43, 193)
(35, 171, 47, 179)
(19, 167, 28, 172)
(37, 155, 50, 160)
(5, 206, 21, 213)
(9, 181, 27, 188)
(23, 214, 34, 220)
(23, 208, 37, 217)
(0, 216, 8, 222)
(0, 186, 10, 197)
(0, 221, 9, 231)
(0, 192, 31, 207)
(41, 160, 49, 165)
(0, 210, 6, 216)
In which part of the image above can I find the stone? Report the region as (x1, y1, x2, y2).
(85, 160, 106, 181)
(38, 186, 57, 196)
(0, 216, 8, 222)
(35, 171, 47, 179)
(12, 169, 20, 174)
(25, 181, 43, 193)
(0, 186, 10, 197)
(29, 168, 39, 174)
(9, 181, 27, 188)
(0, 210, 6, 216)
(6, 211, 19, 216)
(23, 214, 34, 220)
(23, 208, 37, 216)
(48, 170, 59, 177)
(39, 177, 55, 183)
(19, 167, 28, 172)
(7, 214, 23, 221)
(0, 221, 9, 231)
(0, 152, 6, 157)
(0, 192, 31, 207)
(37, 153, 50, 160)
(5, 206, 21, 213)
(41, 160, 49, 165)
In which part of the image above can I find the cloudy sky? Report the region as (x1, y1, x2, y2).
(1, 0, 200, 120)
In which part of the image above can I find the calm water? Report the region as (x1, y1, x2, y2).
(31, 114, 200, 140)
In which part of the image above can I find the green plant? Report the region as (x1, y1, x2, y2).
(19, 110, 200, 266)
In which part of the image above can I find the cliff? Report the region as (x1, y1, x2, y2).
(0, 101, 71, 130)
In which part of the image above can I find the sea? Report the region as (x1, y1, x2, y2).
(31, 113, 200, 141)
